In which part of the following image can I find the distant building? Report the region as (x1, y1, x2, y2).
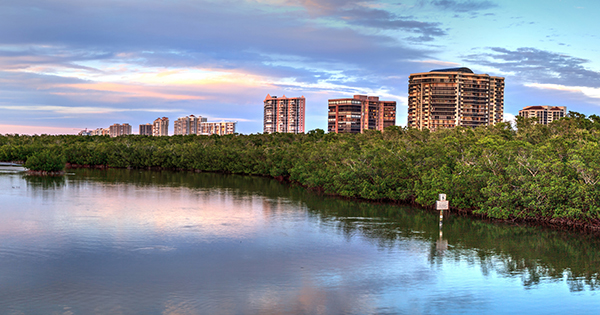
(109, 123, 132, 137)
(173, 115, 207, 135)
(199, 121, 237, 135)
(139, 123, 153, 136)
(328, 95, 396, 133)
(263, 94, 305, 134)
(408, 67, 504, 131)
(518, 106, 566, 125)
(153, 117, 169, 136)
(78, 129, 92, 136)
(90, 128, 108, 136)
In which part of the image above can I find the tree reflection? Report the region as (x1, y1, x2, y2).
(65, 168, 600, 292)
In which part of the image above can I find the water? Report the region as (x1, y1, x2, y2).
(0, 169, 599, 314)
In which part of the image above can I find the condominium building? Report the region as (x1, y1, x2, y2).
(139, 123, 153, 136)
(173, 115, 207, 135)
(263, 94, 305, 134)
(199, 121, 237, 136)
(328, 95, 396, 133)
(90, 128, 109, 136)
(518, 106, 566, 125)
(408, 67, 504, 131)
(109, 123, 132, 137)
(153, 117, 169, 136)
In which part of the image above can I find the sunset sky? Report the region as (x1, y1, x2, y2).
(1, 0, 599, 134)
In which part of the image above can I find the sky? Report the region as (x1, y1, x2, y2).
(1, 0, 600, 135)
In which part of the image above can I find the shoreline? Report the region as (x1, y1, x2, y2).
(64, 163, 600, 235)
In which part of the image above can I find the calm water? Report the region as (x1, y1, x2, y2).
(0, 169, 599, 314)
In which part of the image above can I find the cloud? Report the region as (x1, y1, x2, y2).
(525, 83, 600, 104)
(0, 0, 439, 133)
(0, 124, 81, 135)
(464, 47, 600, 88)
(333, 7, 446, 40)
(410, 60, 461, 67)
(429, 0, 497, 12)
(0, 105, 176, 115)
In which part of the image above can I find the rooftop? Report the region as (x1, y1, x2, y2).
(430, 67, 474, 74)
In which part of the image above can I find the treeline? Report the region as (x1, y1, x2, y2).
(1, 113, 600, 225)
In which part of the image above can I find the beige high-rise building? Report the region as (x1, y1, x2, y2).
(518, 106, 566, 125)
(109, 123, 132, 137)
(328, 95, 396, 133)
(199, 121, 237, 135)
(153, 117, 169, 136)
(139, 123, 153, 136)
(408, 67, 504, 131)
(263, 94, 305, 134)
(173, 115, 207, 135)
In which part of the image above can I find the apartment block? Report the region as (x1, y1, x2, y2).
(78, 129, 92, 136)
(90, 128, 109, 136)
(139, 123, 153, 136)
(328, 95, 396, 133)
(199, 121, 237, 135)
(263, 94, 305, 134)
(109, 123, 132, 137)
(518, 106, 566, 125)
(173, 115, 207, 135)
(153, 117, 169, 136)
(408, 67, 504, 131)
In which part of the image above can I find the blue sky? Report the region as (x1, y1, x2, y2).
(1, 0, 599, 134)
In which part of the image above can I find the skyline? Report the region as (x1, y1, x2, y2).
(1, 0, 599, 135)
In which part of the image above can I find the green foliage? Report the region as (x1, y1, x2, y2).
(2, 114, 600, 223)
(24, 149, 66, 172)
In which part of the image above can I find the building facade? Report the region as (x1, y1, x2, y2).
(328, 95, 396, 133)
(173, 115, 207, 135)
(153, 117, 169, 136)
(139, 123, 153, 136)
(78, 129, 92, 136)
(199, 121, 237, 136)
(518, 106, 566, 125)
(408, 67, 504, 131)
(109, 123, 132, 137)
(263, 94, 305, 134)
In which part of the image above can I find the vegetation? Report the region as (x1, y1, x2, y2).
(23, 149, 66, 172)
(2, 112, 600, 225)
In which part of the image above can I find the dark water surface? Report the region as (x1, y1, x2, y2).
(0, 169, 599, 314)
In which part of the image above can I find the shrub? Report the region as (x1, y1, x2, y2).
(24, 150, 66, 172)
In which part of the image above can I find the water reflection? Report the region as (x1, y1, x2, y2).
(0, 169, 599, 314)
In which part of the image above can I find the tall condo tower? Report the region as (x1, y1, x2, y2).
(408, 67, 504, 131)
(328, 95, 396, 133)
(153, 117, 169, 136)
(173, 115, 207, 135)
(263, 94, 305, 134)
(109, 123, 132, 137)
(139, 123, 152, 136)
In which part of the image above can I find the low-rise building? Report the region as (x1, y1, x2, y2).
(518, 106, 567, 125)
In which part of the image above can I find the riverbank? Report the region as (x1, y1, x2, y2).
(1, 113, 600, 231)
(60, 162, 600, 234)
